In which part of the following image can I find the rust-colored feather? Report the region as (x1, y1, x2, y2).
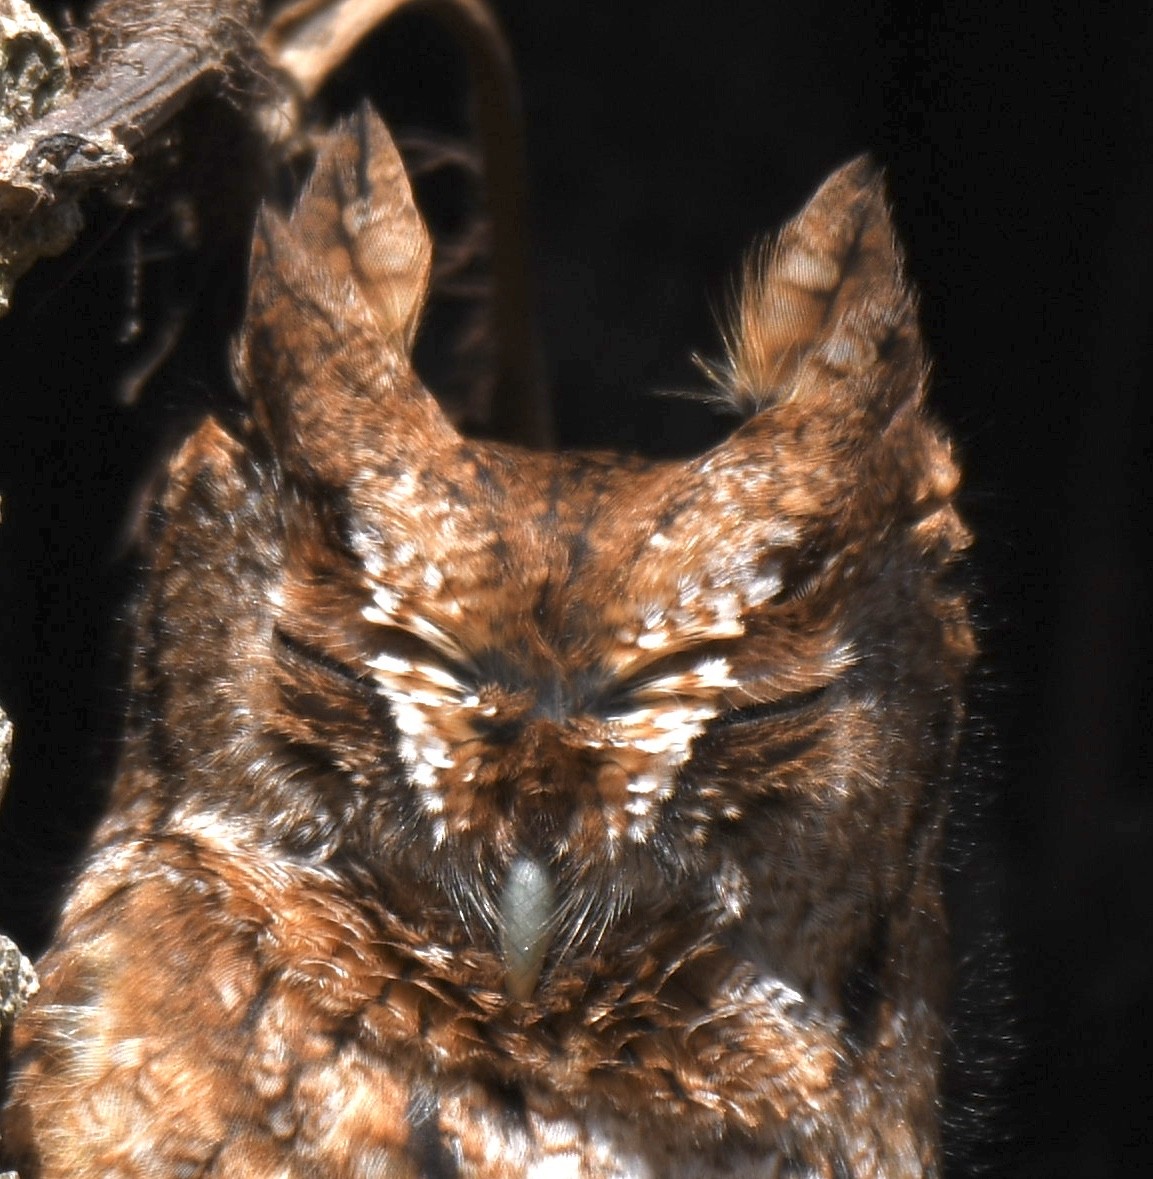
(3, 105, 972, 1179)
(711, 156, 922, 422)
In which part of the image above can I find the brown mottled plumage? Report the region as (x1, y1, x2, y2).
(2, 106, 973, 1177)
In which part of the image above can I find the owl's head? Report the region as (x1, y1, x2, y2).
(137, 107, 972, 1007)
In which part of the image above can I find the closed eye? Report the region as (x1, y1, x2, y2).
(713, 684, 831, 728)
(273, 626, 378, 693)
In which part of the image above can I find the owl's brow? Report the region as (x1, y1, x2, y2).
(360, 622, 479, 682)
(605, 639, 742, 701)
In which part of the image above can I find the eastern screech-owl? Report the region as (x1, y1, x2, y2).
(2, 107, 973, 1177)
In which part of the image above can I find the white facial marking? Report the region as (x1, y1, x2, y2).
(364, 584, 401, 623)
(612, 657, 739, 836)
(626, 773, 663, 797)
(711, 590, 743, 631)
(742, 564, 783, 606)
(365, 652, 411, 676)
(384, 695, 429, 738)
(349, 526, 386, 578)
(527, 1144, 582, 1179)
(365, 648, 481, 819)
(695, 656, 737, 689)
(419, 661, 464, 691)
(407, 613, 456, 651)
(409, 760, 442, 796)
(635, 630, 669, 650)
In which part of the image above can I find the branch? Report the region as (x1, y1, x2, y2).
(0, 0, 265, 311)
(0, 0, 549, 441)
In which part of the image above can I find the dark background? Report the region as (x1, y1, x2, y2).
(1, 2, 1149, 1175)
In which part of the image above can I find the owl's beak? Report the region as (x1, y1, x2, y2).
(498, 854, 557, 1001)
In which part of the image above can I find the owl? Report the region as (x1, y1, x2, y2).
(1, 105, 973, 1177)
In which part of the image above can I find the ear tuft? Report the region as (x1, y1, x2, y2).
(237, 103, 432, 396)
(291, 103, 433, 348)
(233, 103, 453, 485)
(709, 157, 922, 418)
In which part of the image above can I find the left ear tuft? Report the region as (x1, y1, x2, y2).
(708, 157, 922, 419)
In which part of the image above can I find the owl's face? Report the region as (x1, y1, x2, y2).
(278, 437, 847, 841)
(265, 441, 845, 987)
(134, 107, 970, 1015)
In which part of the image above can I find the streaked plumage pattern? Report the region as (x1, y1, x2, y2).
(1, 106, 973, 1177)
